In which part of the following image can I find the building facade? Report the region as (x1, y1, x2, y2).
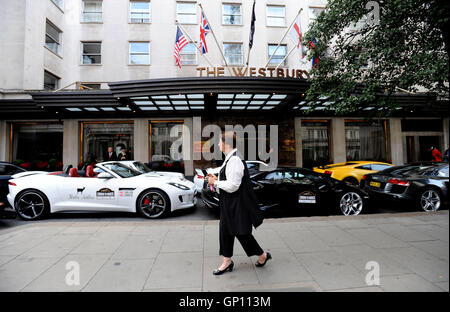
(0, 0, 448, 176)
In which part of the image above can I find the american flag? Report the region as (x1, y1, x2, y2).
(199, 10, 210, 55)
(174, 26, 188, 68)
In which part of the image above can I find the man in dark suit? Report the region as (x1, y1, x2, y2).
(104, 146, 118, 161)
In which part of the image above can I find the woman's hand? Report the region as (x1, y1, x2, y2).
(207, 174, 218, 186)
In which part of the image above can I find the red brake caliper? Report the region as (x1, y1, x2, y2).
(143, 197, 150, 205)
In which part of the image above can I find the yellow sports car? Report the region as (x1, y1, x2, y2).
(313, 161, 393, 185)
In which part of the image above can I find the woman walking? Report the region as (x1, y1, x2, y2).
(207, 131, 271, 275)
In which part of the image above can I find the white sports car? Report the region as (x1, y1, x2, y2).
(7, 162, 196, 220)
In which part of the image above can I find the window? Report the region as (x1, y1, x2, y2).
(45, 20, 62, 55)
(345, 121, 388, 162)
(177, 2, 196, 24)
(82, 0, 102, 22)
(130, 1, 151, 23)
(309, 7, 325, 24)
(51, 0, 63, 9)
(268, 44, 287, 66)
(301, 121, 331, 169)
(223, 3, 241, 25)
(81, 42, 101, 64)
(266, 5, 286, 27)
(11, 123, 63, 171)
(44, 71, 60, 90)
(224, 43, 243, 65)
(129, 42, 150, 64)
(150, 121, 184, 165)
(180, 43, 197, 65)
(81, 122, 134, 163)
(370, 164, 392, 171)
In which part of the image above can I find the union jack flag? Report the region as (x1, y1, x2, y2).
(174, 26, 188, 68)
(199, 10, 210, 55)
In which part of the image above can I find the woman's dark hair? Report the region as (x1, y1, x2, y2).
(221, 131, 237, 148)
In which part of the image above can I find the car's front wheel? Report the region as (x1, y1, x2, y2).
(136, 189, 170, 219)
(419, 188, 441, 212)
(339, 191, 363, 216)
(15, 190, 49, 220)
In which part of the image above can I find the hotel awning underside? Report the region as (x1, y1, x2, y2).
(0, 77, 447, 119)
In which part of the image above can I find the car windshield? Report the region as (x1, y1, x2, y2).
(133, 161, 152, 173)
(101, 163, 141, 178)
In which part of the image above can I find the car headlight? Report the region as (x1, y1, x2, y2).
(167, 182, 190, 190)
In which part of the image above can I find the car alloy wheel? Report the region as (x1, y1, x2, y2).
(16, 191, 47, 220)
(138, 190, 168, 218)
(420, 189, 441, 212)
(339, 192, 363, 216)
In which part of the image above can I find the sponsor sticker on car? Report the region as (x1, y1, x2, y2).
(299, 191, 316, 204)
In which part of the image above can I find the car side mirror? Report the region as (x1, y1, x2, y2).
(98, 172, 113, 179)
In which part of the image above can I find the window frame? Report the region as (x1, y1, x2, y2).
(180, 42, 198, 65)
(222, 3, 242, 26)
(82, 0, 103, 23)
(308, 7, 325, 25)
(267, 44, 288, 67)
(223, 42, 243, 65)
(81, 41, 102, 65)
(43, 70, 60, 90)
(129, 0, 151, 23)
(50, 0, 64, 10)
(129, 41, 151, 65)
(266, 5, 286, 27)
(176, 2, 197, 25)
(45, 19, 62, 56)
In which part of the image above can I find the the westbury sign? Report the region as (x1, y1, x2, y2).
(196, 67, 310, 79)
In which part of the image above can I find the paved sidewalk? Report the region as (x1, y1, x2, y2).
(0, 211, 448, 292)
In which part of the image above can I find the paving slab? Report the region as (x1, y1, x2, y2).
(409, 240, 449, 262)
(0, 257, 59, 292)
(375, 223, 438, 242)
(277, 229, 331, 253)
(253, 251, 313, 285)
(21, 254, 109, 292)
(378, 247, 449, 283)
(294, 251, 369, 291)
(144, 252, 203, 290)
(111, 235, 164, 260)
(309, 226, 363, 246)
(160, 229, 203, 253)
(379, 274, 445, 292)
(83, 259, 154, 292)
(203, 256, 260, 291)
(346, 227, 409, 249)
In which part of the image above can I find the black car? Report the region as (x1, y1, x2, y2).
(201, 167, 369, 216)
(0, 162, 25, 218)
(360, 162, 449, 211)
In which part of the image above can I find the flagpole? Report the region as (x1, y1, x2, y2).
(198, 3, 233, 76)
(246, 0, 256, 66)
(274, 44, 297, 70)
(265, 7, 303, 67)
(176, 20, 216, 69)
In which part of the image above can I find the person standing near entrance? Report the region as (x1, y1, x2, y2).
(207, 131, 271, 275)
(430, 146, 443, 161)
(104, 146, 118, 161)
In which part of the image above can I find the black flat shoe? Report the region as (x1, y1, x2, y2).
(255, 252, 272, 267)
(213, 261, 234, 275)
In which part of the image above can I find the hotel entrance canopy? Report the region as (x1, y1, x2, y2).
(0, 77, 446, 118)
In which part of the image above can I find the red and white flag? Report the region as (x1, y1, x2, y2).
(288, 16, 304, 59)
(174, 26, 188, 68)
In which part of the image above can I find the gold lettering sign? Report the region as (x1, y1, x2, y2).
(196, 67, 310, 79)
